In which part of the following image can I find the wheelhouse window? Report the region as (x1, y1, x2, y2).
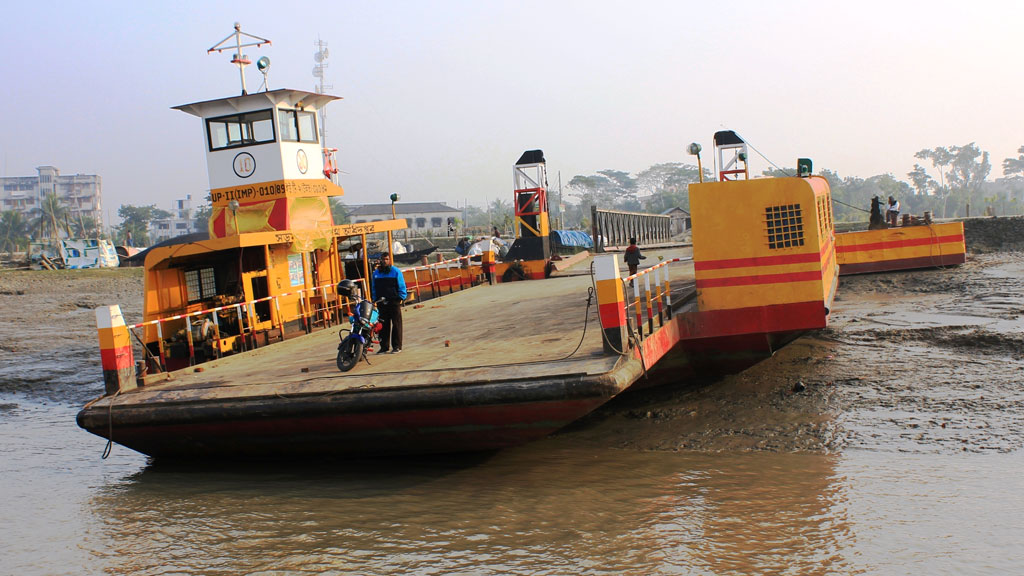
(278, 109, 319, 143)
(185, 267, 217, 303)
(207, 110, 276, 151)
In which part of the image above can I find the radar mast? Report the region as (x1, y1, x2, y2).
(208, 23, 272, 95)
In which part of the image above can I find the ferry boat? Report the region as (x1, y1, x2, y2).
(835, 220, 966, 275)
(77, 30, 843, 459)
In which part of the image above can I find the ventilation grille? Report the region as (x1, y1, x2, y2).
(765, 204, 804, 249)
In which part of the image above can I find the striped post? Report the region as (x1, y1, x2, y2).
(643, 272, 651, 332)
(156, 321, 167, 371)
(481, 250, 496, 285)
(633, 278, 643, 337)
(96, 305, 136, 396)
(663, 264, 672, 319)
(211, 311, 223, 358)
(273, 296, 285, 340)
(185, 317, 196, 366)
(234, 304, 247, 352)
(654, 266, 664, 325)
(594, 254, 628, 354)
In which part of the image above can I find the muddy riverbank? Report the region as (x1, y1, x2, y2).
(0, 268, 143, 403)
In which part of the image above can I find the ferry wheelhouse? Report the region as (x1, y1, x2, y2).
(135, 88, 405, 372)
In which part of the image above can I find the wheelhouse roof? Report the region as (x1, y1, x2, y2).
(172, 89, 341, 118)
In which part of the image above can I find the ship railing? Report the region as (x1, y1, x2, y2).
(621, 257, 692, 341)
(403, 254, 479, 301)
(125, 281, 347, 374)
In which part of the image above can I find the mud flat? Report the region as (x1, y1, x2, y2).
(0, 268, 143, 402)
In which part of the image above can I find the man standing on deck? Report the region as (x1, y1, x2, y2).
(624, 237, 646, 276)
(372, 253, 408, 354)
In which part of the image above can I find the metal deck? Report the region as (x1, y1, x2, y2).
(86, 251, 698, 410)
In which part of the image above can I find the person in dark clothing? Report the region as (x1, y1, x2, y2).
(371, 253, 408, 354)
(869, 196, 886, 230)
(624, 237, 646, 276)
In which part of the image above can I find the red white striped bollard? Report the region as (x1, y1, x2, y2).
(96, 305, 136, 396)
(594, 254, 628, 355)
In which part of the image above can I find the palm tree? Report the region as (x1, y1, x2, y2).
(72, 215, 100, 238)
(1003, 146, 1024, 178)
(0, 210, 30, 255)
(32, 193, 68, 240)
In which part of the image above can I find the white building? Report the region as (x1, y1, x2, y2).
(148, 194, 201, 244)
(350, 202, 461, 237)
(0, 166, 103, 231)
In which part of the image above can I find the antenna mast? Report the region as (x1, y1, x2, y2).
(313, 38, 333, 147)
(208, 23, 272, 95)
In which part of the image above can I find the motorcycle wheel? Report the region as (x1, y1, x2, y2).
(337, 338, 364, 372)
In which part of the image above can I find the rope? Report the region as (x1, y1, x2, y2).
(101, 391, 120, 459)
(833, 197, 871, 214)
(740, 135, 793, 177)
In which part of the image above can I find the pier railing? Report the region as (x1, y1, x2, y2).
(404, 255, 480, 301)
(622, 257, 690, 340)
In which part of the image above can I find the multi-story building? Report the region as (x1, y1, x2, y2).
(148, 194, 201, 244)
(0, 166, 103, 231)
(349, 202, 461, 238)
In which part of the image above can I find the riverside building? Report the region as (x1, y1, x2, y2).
(0, 166, 103, 229)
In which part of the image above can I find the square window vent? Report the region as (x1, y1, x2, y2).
(765, 204, 804, 249)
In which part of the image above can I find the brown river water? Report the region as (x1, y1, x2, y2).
(2, 254, 1023, 575)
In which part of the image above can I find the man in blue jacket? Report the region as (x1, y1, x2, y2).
(371, 253, 408, 354)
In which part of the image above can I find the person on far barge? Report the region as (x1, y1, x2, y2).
(886, 196, 901, 227)
(624, 237, 646, 276)
(372, 253, 408, 354)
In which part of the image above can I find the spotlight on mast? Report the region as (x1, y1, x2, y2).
(208, 22, 272, 95)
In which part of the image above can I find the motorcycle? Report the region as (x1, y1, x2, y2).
(335, 279, 384, 372)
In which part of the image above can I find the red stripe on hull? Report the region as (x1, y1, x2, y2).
(695, 250, 821, 271)
(625, 299, 829, 388)
(839, 252, 966, 275)
(679, 299, 828, 340)
(835, 233, 964, 253)
(696, 269, 825, 289)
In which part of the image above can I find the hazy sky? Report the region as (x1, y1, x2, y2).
(2, 0, 1022, 222)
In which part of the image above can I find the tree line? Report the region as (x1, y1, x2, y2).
(556, 142, 1024, 228)
(6, 141, 1022, 254)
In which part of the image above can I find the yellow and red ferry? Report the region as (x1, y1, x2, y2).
(835, 221, 966, 275)
(77, 106, 846, 459)
(77, 31, 916, 459)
